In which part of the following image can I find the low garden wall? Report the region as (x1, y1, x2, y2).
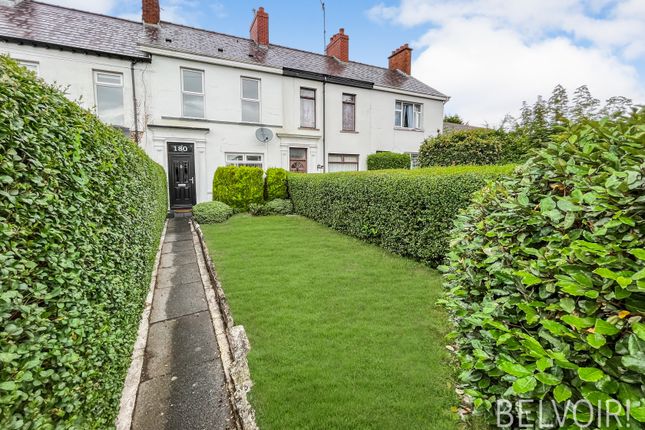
(288, 165, 514, 266)
(0, 57, 167, 427)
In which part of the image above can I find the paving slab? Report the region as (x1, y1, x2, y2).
(149, 281, 208, 323)
(132, 217, 234, 429)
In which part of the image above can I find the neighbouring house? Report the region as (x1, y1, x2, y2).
(0, 0, 449, 208)
(442, 122, 486, 134)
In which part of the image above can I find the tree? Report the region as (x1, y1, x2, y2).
(571, 85, 600, 121)
(444, 114, 464, 124)
(600, 96, 633, 117)
(547, 84, 569, 125)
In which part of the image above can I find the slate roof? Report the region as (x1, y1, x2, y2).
(0, 0, 449, 99)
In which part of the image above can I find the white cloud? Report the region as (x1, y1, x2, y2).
(368, 0, 645, 125)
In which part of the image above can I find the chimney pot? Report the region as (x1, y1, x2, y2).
(388, 43, 412, 75)
(326, 28, 349, 62)
(250, 6, 269, 46)
(142, 0, 160, 25)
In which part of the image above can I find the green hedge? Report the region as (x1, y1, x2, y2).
(265, 167, 288, 200)
(212, 165, 263, 210)
(288, 166, 514, 266)
(0, 56, 167, 428)
(192, 201, 234, 224)
(418, 129, 530, 167)
(367, 152, 411, 170)
(249, 198, 294, 216)
(441, 111, 645, 427)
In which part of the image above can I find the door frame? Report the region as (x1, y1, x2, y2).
(167, 142, 197, 209)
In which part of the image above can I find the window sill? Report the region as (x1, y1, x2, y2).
(340, 130, 358, 134)
(394, 127, 424, 132)
(299, 127, 319, 131)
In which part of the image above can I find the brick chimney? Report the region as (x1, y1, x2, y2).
(250, 7, 269, 46)
(326, 28, 349, 62)
(142, 0, 160, 25)
(388, 44, 412, 75)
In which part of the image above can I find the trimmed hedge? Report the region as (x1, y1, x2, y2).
(249, 199, 294, 216)
(265, 167, 288, 200)
(192, 201, 234, 224)
(212, 165, 263, 210)
(288, 166, 514, 266)
(367, 152, 411, 170)
(441, 112, 645, 427)
(0, 57, 167, 428)
(418, 129, 530, 167)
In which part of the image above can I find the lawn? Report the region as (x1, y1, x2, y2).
(202, 215, 461, 429)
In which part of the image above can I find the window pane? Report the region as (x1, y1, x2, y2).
(242, 78, 259, 100)
(300, 88, 315, 99)
(343, 154, 359, 162)
(328, 162, 358, 173)
(342, 94, 355, 103)
(96, 72, 122, 85)
(182, 69, 203, 93)
(300, 98, 315, 128)
(183, 93, 204, 118)
(403, 103, 413, 128)
(328, 154, 342, 162)
(227, 154, 243, 161)
(395, 110, 402, 127)
(242, 100, 260, 122)
(395, 101, 402, 111)
(96, 84, 124, 125)
(290, 148, 307, 160)
(342, 102, 355, 131)
(19, 61, 38, 73)
(246, 154, 262, 161)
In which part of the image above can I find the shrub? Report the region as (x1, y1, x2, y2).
(441, 111, 645, 427)
(0, 56, 167, 427)
(250, 199, 294, 216)
(192, 201, 234, 224)
(288, 166, 513, 266)
(367, 152, 411, 170)
(265, 167, 288, 200)
(418, 129, 530, 167)
(212, 165, 263, 210)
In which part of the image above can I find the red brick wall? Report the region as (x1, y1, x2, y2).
(326, 28, 349, 62)
(250, 7, 269, 46)
(388, 44, 412, 75)
(142, 0, 160, 25)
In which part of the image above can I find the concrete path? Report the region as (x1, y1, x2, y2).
(132, 217, 234, 430)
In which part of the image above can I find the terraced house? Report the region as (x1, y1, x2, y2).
(0, 0, 449, 208)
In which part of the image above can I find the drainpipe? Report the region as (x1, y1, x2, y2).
(322, 79, 326, 172)
(130, 61, 140, 144)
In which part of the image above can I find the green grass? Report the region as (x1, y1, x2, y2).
(202, 215, 462, 430)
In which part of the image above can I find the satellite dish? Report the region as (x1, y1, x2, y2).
(255, 127, 274, 143)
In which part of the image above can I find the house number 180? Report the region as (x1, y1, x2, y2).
(171, 145, 189, 152)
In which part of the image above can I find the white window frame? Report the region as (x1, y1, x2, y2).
(328, 153, 359, 172)
(93, 70, 124, 126)
(225, 153, 264, 168)
(395, 101, 423, 129)
(300, 87, 317, 128)
(181, 68, 205, 119)
(240, 77, 261, 123)
(18, 60, 39, 75)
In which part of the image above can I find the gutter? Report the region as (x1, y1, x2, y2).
(0, 35, 151, 63)
(322, 80, 326, 172)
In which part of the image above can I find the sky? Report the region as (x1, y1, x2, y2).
(45, 0, 645, 126)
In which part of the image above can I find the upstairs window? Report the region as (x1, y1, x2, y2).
(300, 88, 316, 128)
(18, 60, 39, 75)
(342, 93, 356, 131)
(94, 71, 124, 126)
(181, 68, 204, 118)
(395, 101, 422, 129)
(241, 77, 261, 123)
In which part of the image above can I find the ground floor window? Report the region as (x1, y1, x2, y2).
(225, 153, 263, 168)
(407, 152, 420, 169)
(328, 153, 359, 172)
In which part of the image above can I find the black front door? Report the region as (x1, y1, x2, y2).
(168, 143, 196, 208)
